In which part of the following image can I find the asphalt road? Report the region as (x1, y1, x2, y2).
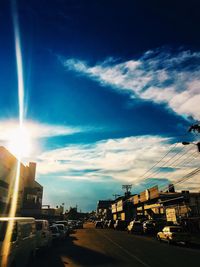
(33, 223, 200, 267)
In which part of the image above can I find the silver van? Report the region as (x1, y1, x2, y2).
(35, 220, 52, 251)
(0, 217, 36, 267)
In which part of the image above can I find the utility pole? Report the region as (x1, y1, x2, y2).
(122, 185, 132, 197)
(183, 123, 200, 152)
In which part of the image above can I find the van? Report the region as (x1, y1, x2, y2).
(35, 220, 52, 251)
(0, 217, 36, 267)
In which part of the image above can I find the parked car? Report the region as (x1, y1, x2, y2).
(76, 220, 84, 229)
(55, 221, 70, 236)
(102, 220, 108, 228)
(143, 220, 156, 234)
(107, 220, 115, 229)
(35, 220, 52, 251)
(127, 220, 143, 234)
(68, 220, 77, 229)
(53, 224, 67, 240)
(157, 226, 191, 244)
(114, 220, 128, 231)
(49, 225, 61, 243)
(0, 217, 36, 267)
(95, 221, 103, 229)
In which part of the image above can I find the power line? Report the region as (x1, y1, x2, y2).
(160, 167, 200, 192)
(140, 149, 199, 190)
(141, 145, 185, 183)
(138, 132, 191, 181)
(138, 142, 179, 179)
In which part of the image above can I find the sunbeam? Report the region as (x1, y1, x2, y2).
(1, 1, 25, 266)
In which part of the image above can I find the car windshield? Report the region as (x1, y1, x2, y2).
(56, 225, 64, 230)
(170, 227, 183, 233)
(36, 222, 43, 231)
(50, 227, 58, 233)
(0, 222, 17, 242)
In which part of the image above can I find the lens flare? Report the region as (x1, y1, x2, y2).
(1, 1, 25, 266)
(7, 125, 32, 158)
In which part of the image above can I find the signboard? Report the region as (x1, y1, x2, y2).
(133, 195, 139, 205)
(149, 186, 159, 200)
(166, 208, 177, 222)
(140, 191, 147, 202)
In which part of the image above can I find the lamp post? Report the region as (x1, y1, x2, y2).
(182, 141, 200, 152)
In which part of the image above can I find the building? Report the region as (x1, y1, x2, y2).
(21, 162, 43, 216)
(109, 184, 200, 232)
(97, 200, 114, 220)
(111, 196, 136, 221)
(40, 205, 64, 220)
(0, 146, 43, 217)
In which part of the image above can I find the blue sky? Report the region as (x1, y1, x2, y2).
(0, 0, 200, 211)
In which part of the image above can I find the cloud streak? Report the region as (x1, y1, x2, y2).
(36, 135, 200, 191)
(62, 49, 200, 120)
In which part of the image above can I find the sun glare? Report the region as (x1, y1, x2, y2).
(7, 126, 32, 158)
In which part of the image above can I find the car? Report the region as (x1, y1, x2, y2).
(143, 220, 156, 234)
(35, 220, 52, 251)
(49, 225, 61, 243)
(114, 220, 128, 231)
(102, 220, 108, 228)
(76, 220, 84, 229)
(127, 220, 143, 234)
(0, 217, 36, 267)
(95, 221, 103, 228)
(52, 224, 67, 240)
(55, 221, 70, 236)
(157, 226, 191, 244)
(107, 220, 115, 229)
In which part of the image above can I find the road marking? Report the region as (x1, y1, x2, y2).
(97, 231, 151, 267)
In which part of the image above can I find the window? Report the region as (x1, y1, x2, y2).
(0, 222, 7, 242)
(169, 227, 183, 233)
(20, 223, 32, 238)
(0, 222, 17, 242)
(36, 221, 43, 231)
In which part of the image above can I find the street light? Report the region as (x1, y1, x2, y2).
(182, 141, 200, 152)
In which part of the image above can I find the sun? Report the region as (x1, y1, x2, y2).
(7, 125, 32, 158)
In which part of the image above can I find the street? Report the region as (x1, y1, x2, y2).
(33, 223, 200, 267)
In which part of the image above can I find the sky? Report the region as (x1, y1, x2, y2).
(0, 0, 200, 211)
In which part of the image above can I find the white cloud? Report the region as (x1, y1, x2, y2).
(62, 49, 200, 119)
(36, 135, 200, 191)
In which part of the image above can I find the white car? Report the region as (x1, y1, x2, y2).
(35, 220, 52, 251)
(55, 221, 70, 236)
(0, 217, 36, 267)
(49, 225, 61, 242)
(157, 226, 191, 244)
(52, 224, 66, 240)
